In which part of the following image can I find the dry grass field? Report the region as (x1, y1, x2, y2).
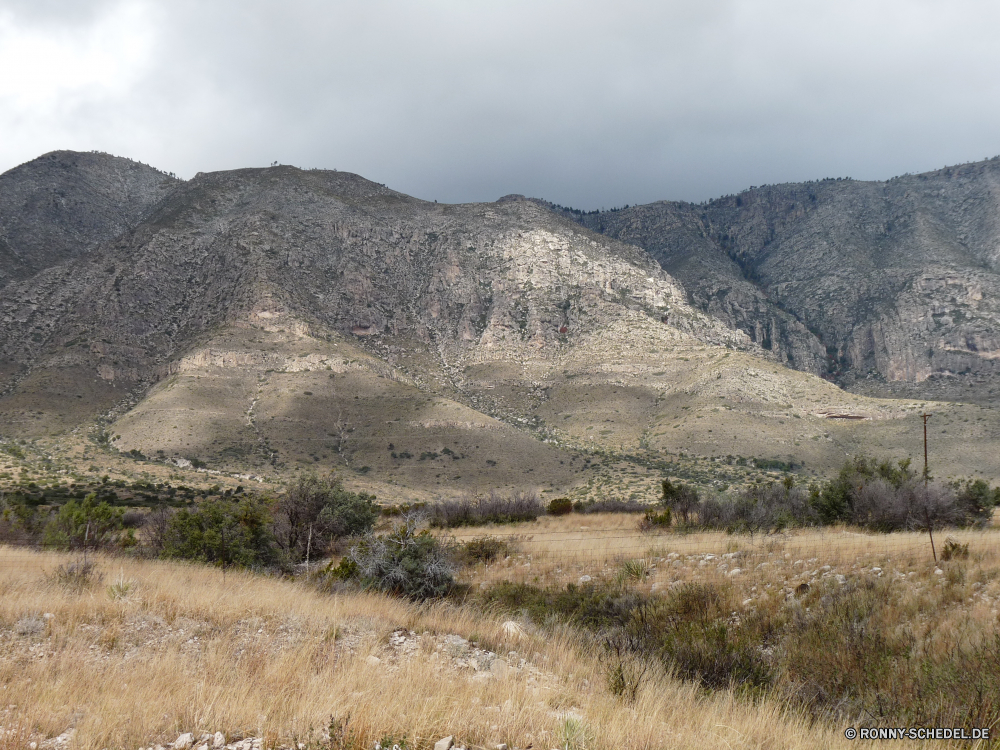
(5, 511, 1000, 749)
(0, 539, 936, 750)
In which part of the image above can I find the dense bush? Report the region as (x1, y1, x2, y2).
(162, 496, 277, 568)
(660, 479, 699, 525)
(428, 490, 543, 528)
(547, 497, 573, 516)
(331, 516, 457, 599)
(638, 508, 672, 532)
(698, 481, 819, 534)
(0, 494, 42, 545)
(480, 574, 1000, 727)
(576, 498, 648, 514)
(459, 535, 515, 564)
(690, 457, 997, 534)
(272, 474, 379, 562)
(41, 493, 135, 551)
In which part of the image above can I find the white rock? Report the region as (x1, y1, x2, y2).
(934, 568, 944, 576)
(491, 658, 509, 677)
(434, 737, 454, 750)
(835, 575, 847, 585)
(195, 744, 208, 750)
(727, 568, 742, 576)
(496, 744, 509, 750)
(366, 655, 381, 666)
(213, 733, 226, 749)
(174, 733, 195, 750)
(578, 575, 591, 583)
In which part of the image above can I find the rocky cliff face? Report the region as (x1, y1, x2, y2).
(566, 159, 1000, 400)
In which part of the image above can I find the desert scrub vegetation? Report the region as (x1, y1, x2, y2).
(1, 473, 379, 571)
(325, 515, 459, 600)
(0, 546, 866, 750)
(651, 456, 1000, 535)
(428, 490, 544, 528)
(477, 554, 1000, 731)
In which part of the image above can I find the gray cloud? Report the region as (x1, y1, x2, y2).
(3, 0, 1000, 208)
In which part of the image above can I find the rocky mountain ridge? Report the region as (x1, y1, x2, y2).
(2, 151, 1000, 498)
(560, 159, 1000, 403)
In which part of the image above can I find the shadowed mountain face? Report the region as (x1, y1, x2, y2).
(565, 160, 1000, 402)
(0, 150, 179, 287)
(3, 151, 1000, 499)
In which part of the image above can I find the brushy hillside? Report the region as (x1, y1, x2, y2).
(2, 544, 882, 750)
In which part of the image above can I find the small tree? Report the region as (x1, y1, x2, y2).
(42, 493, 132, 551)
(162, 496, 276, 568)
(273, 474, 379, 562)
(661, 478, 699, 525)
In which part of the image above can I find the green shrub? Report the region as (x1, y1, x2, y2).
(41, 493, 133, 551)
(661, 479, 698, 524)
(547, 497, 573, 516)
(638, 508, 671, 531)
(940, 537, 970, 561)
(460, 535, 513, 565)
(273, 474, 379, 562)
(162, 496, 277, 568)
(335, 516, 456, 600)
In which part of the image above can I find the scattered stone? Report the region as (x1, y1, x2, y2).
(366, 655, 381, 666)
(935, 568, 944, 576)
(174, 733, 195, 750)
(578, 575, 591, 584)
(727, 568, 742, 577)
(496, 744, 508, 750)
(434, 736, 454, 750)
(213, 732, 226, 749)
(491, 658, 509, 677)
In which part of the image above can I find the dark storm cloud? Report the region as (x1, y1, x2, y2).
(3, 0, 1000, 208)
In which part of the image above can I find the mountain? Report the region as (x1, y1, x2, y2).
(1, 152, 999, 501)
(0, 150, 179, 286)
(562, 159, 1000, 404)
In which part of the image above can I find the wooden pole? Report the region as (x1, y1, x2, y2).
(306, 524, 313, 579)
(921, 413, 936, 563)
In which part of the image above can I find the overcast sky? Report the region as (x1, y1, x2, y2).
(3, 0, 1000, 209)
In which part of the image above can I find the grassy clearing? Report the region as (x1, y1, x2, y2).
(2, 545, 872, 750)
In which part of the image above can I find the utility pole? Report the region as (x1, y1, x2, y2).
(921, 413, 930, 486)
(921, 413, 937, 563)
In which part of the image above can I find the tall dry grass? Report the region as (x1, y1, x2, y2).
(0, 545, 884, 750)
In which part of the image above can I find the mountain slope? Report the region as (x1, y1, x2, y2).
(0, 150, 180, 287)
(566, 159, 1000, 402)
(2, 153, 1000, 500)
